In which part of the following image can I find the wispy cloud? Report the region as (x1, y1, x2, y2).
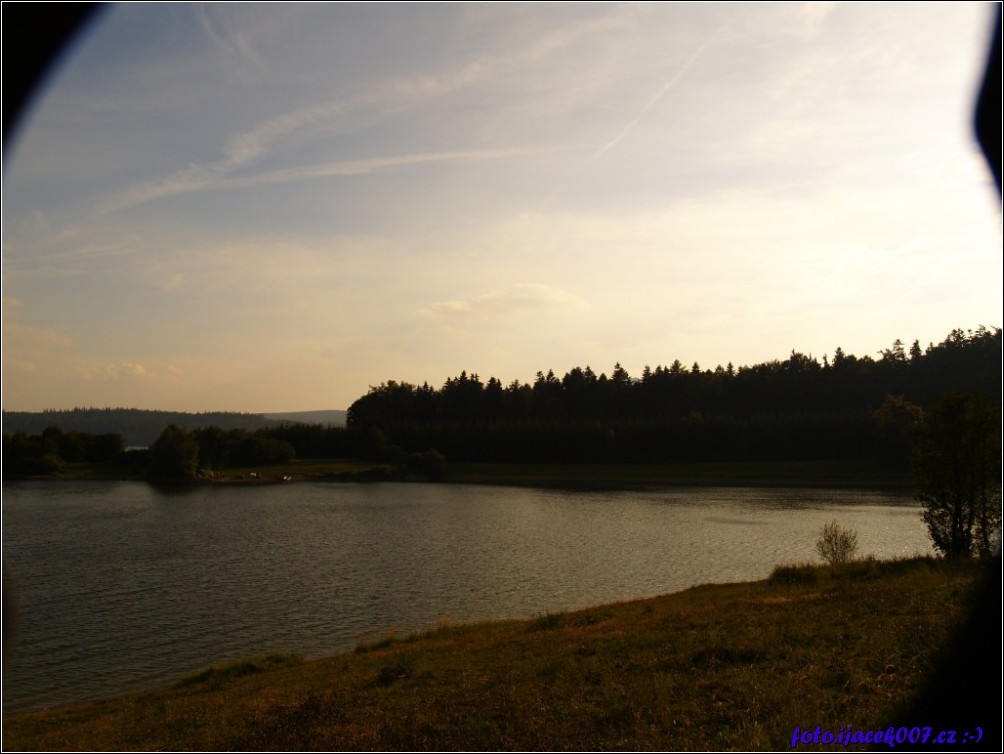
(589, 18, 731, 163)
(74, 361, 153, 381)
(1, 319, 73, 377)
(420, 283, 584, 324)
(97, 5, 636, 214)
(140, 147, 536, 197)
(98, 92, 400, 213)
(2, 319, 73, 349)
(793, 2, 838, 40)
(196, 3, 270, 76)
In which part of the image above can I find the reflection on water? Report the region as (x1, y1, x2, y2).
(1, 480, 929, 713)
(703, 516, 772, 525)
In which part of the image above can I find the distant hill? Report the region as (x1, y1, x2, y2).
(1, 407, 343, 448)
(263, 410, 347, 427)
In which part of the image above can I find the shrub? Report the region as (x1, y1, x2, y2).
(816, 521, 859, 565)
(406, 448, 446, 481)
(526, 613, 565, 632)
(768, 563, 821, 585)
(178, 653, 302, 687)
(30, 452, 65, 476)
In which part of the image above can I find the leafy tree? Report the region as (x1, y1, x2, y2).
(913, 392, 1002, 558)
(815, 521, 859, 564)
(231, 434, 295, 467)
(84, 433, 125, 462)
(147, 425, 199, 482)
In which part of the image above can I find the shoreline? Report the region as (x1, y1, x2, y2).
(441, 460, 912, 491)
(4, 458, 913, 492)
(2, 556, 988, 750)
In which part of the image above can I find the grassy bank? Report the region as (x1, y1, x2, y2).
(3, 557, 990, 751)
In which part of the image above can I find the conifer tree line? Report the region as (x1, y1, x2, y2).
(3, 326, 999, 475)
(340, 327, 1001, 466)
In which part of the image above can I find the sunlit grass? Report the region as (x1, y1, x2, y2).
(3, 556, 986, 751)
(177, 653, 303, 688)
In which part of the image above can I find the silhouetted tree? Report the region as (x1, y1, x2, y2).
(147, 425, 199, 482)
(913, 393, 1002, 558)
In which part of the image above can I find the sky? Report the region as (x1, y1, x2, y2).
(2, 2, 1001, 413)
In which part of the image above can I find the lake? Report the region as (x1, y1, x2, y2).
(1, 480, 931, 713)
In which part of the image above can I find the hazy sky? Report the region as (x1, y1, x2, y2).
(3, 2, 1001, 413)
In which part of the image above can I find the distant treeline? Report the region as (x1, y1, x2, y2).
(3, 426, 126, 477)
(340, 327, 1002, 467)
(1, 408, 292, 447)
(2, 423, 355, 480)
(3, 327, 999, 476)
(145, 424, 443, 482)
(1, 419, 396, 480)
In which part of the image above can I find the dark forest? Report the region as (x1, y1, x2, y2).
(3, 327, 999, 476)
(339, 326, 1000, 467)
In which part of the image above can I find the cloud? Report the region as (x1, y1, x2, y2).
(174, 147, 535, 193)
(2, 319, 73, 349)
(1, 303, 177, 407)
(419, 283, 584, 325)
(97, 97, 360, 212)
(589, 17, 731, 163)
(96, 5, 640, 214)
(96, 59, 506, 213)
(1, 319, 73, 380)
(196, 4, 270, 76)
(794, 2, 837, 40)
(74, 361, 153, 381)
(134, 237, 345, 300)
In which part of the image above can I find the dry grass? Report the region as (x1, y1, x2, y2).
(2, 557, 989, 751)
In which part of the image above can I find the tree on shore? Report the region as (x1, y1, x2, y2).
(147, 425, 199, 482)
(913, 392, 1002, 558)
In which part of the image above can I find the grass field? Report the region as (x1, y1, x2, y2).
(3, 556, 991, 751)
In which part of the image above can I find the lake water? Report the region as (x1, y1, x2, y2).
(1, 480, 931, 713)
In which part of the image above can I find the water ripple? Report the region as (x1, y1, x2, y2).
(2, 481, 929, 712)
